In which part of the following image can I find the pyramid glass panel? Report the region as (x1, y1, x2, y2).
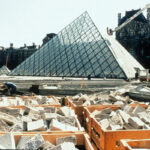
(0, 65, 10, 75)
(10, 12, 127, 79)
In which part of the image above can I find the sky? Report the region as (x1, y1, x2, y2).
(0, 0, 149, 48)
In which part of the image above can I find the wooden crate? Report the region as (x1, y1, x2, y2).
(0, 133, 94, 150)
(120, 139, 150, 150)
(65, 97, 84, 124)
(83, 105, 120, 137)
(0, 104, 60, 109)
(0, 106, 84, 134)
(85, 104, 149, 150)
(19, 116, 84, 134)
(0, 95, 61, 108)
(83, 104, 146, 137)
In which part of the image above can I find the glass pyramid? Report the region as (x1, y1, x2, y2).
(0, 65, 10, 75)
(10, 12, 127, 79)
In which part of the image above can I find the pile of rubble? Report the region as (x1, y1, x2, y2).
(0, 133, 79, 150)
(0, 95, 60, 107)
(92, 104, 150, 130)
(0, 106, 80, 132)
(67, 85, 145, 106)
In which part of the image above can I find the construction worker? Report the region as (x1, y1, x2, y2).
(0, 82, 17, 95)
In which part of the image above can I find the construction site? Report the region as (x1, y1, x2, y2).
(0, 2, 150, 150)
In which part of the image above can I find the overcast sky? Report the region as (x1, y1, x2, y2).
(0, 0, 149, 47)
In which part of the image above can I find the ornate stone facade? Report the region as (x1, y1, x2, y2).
(116, 9, 150, 69)
(0, 44, 38, 70)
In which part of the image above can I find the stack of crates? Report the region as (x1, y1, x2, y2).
(83, 104, 150, 150)
(0, 95, 94, 150)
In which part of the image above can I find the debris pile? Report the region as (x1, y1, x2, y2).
(0, 106, 80, 132)
(128, 85, 150, 101)
(0, 133, 79, 150)
(0, 95, 60, 107)
(67, 85, 145, 106)
(92, 105, 150, 130)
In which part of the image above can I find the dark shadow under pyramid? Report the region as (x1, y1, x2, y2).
(10, 12, 144, 79)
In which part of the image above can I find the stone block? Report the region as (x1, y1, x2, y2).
(0, 111, 16, 125)
(110, 112, 123, 125)
(137, 112, 150, 124)
(10, 122, 23, 132)
(0, 133, 16, 149)
(16, 98, 25, 106)
(91, 110, 101, 117)
(21, 116, 32, 122)
(50, 142, 77, 150)
(114, 101, 124, 105)
(24, 99, 39, 106)
(42, 113, 58, 121)
(118, 110, 130, 123)
(56, 135, 77, 145)
(78, 94, 90, 102)
(56, 116, 76, 126)
(0, 120, 10, 132)
(23, 122, 27, 131)
(132, 105, 145, 115)
(50, 119, 78, 131)
(143, 124, 150, 129)
(28, 112, 41, 121)
(24, 106, 42, 115)
(39, 96, 48, 104)
(92, 108, 111, 118)
(110, 124, 123, 130)
(0, 107, 24, 117)
(27, 119, 46, 131)
(24, 106, 32, 114)
(123, 105, 133, 114)
(96, 118, 102, 122)
(109, 111, 116, 117)
(100, 108, 111, 114)
(123, 123, 135, 130)
(24, 134, 44, 149)
(90, 100, 96, 105)
(109, 95, 121, 102)
(44, 107, 56, 113)
(128, 117, 145, 129)
(99, 119, 110, 130)
(17, 136, 31, 149)
(72, 95, 80, 101)
(146, 106, 150, 112)
(82, 100, 91, 106)
(95, 114, 110, 120)
(40, 141, 55, 149)
(57, 107, 75, 117)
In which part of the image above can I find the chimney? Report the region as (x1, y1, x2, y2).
(10, 43, 13, 49)
(147, 8, 150, 23)
(24, 44, 27, 47)
(118, 13, 121, 25)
